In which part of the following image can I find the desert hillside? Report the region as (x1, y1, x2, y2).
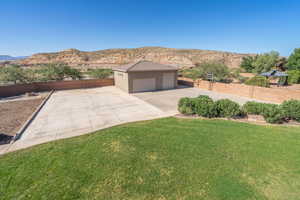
(18, 47, 253, 69)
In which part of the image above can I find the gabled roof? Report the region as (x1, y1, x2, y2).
(113, 61, 178, 72)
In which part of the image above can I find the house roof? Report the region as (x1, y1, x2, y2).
(113, 61, 178, 72)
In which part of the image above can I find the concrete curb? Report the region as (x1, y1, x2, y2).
(13, 90, 55, 141)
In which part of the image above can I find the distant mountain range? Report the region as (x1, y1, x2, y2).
(0, 55, 27, 61)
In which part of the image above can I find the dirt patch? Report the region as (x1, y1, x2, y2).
(0, 98, 45, 136)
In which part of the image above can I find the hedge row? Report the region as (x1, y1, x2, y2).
(179, 96, 300, 124)
(243, 100, 300, 123)
(178, 95, 243, 118)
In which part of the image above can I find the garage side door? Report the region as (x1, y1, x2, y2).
(132, 78, 156, 92)
(162, 72, 175, 89)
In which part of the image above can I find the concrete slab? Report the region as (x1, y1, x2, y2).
(0, 85, 273, 155)
(133, 86, 273, 115)
(0, 86, 168, 155)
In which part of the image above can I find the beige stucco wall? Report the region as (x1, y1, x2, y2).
(114, 71, 129, 92)
(128, 71, 177, 93)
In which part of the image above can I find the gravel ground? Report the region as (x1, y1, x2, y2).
(0, 98, 44, 136)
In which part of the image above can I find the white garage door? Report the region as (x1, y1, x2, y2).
(132, 78, 156, 92)
(162, 72, 175, 89)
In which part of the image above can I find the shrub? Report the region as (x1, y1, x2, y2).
(179, 68, 202, 80)
(281, 99, 300, 122)
(243, 101, 261, 115)
(287, 70, 300, 84)
(194, 95, 218, 118)
(0, 65, 26, 84)
(215, 99, 242, 118)
(63, 67, 82, 80)
(262, 104, 284, 124)
(37, 63, 82, 81)
(87, 68, 113, 79)
(245, 76, 270, 87)
(195, 62, 231, 82)
(178, 97, 195, 115)
(242, 101, 274, 115)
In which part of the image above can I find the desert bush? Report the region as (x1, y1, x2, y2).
(287, 70, 300, 84)
(245, 76, 270, 87)
(37, 63, 81, 81)
(179, 68, 202, 80)
(178, 97, 195, 115)
(195, 62, 231, 82)
(194, 95, 218, 118)
(262, 104, 284, 124)
(87, 68, 113, 79)
(215, 99, 242, 118)
(281, 99, 300, 122)
(22, 69, 40, 83)
(0, 65, 26, 84)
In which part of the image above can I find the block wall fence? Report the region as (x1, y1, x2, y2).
(178, 77, 300, 103)
(0, 79, 114, 97)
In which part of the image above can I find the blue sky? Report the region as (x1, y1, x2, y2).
(1, 0, 300, 56)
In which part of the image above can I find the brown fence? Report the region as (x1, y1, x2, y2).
(0, 79, 114, 97)
(179, 77, 300, 103)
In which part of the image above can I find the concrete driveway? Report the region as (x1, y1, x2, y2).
(133, 86, 272, 115)
(14, 86, 166, 148)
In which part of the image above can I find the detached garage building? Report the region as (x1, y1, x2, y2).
(113, 61, 178, 93)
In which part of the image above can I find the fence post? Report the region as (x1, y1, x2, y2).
(250, 86, 254, 98)
(208, 81, 213, 91)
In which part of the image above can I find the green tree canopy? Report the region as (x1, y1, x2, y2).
(287, 48, 300, 70)
(87, 68, 113, 79)
(0, 65, 26, 84)
(252, 51, 279, 73)
(240, 56, 257, 72)
(37, 63, 82, 81)
(240, 51, 280, 74)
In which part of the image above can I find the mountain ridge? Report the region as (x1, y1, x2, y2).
(17, 47, 254, 68)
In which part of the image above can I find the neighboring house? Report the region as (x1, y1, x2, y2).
(113, 61, 178, 93)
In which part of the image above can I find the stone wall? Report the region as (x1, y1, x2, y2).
(0, 79, 114, 97)
(179, 77, 300, 103)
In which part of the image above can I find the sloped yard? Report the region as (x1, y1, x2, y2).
(1, 117, 300, 199)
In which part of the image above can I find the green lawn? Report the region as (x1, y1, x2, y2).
(1, 118, 300, 200)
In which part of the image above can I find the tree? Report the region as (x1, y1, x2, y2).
(180, 62, 231, 82)
(0, 65, 26, 84)
(179, 68, 202, 80)
(37, 63, 82, 81)
(252, 51, 279, 73)
(240, 56, 257, 72)
(87, 68, 113, 79)
(62, 66, 82, 80)
(195, 62, 231, 82)
(275, 57, 288, 71)
(287, 48, 300, 70)
(23, 69, 39, 83)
